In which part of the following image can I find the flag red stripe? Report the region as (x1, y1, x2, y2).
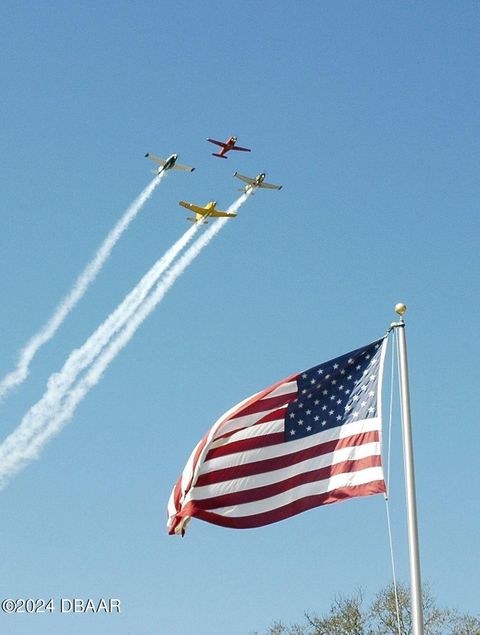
(206, 416, 380, 461)
(167, 338, 388, 535)
(192, 455, 383, 509)
(175, 384, 295, 499)
(206, 431, 285, 461)
(171, 482, 386, 532)
(172, 480, 182, 511)
(196, 430, 380, 486)
(224, 392, 297, 422)
(211, 407, 287, 444)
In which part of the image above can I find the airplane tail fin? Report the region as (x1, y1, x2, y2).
(212, 153, 228, 159)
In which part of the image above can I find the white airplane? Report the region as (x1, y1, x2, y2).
(145, 153, 195, 174)
(233, 172, 282, 193)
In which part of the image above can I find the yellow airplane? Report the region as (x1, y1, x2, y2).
(178, 200, 237, 224)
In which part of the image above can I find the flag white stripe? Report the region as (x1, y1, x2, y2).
(210, 383, 297, 440)
(200, 418, 382, 474)
(168, 339, 389, 535)
(260, 380, 297, 400)
(207, 466, 385, 518)
(215, 392, 262, 427)
(208, 417, 284, 451)
(208, 411, 286, 448)
(180, 438, 203, 497)
(187, 441, 382, 503)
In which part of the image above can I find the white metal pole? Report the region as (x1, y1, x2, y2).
(392, 303, 424, 635)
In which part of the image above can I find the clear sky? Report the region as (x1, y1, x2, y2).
(0, 2, 479, 633)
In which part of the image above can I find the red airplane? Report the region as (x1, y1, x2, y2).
(207, 135, 251, 159)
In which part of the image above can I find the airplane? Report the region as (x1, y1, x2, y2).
(145, 152, 195, 174)
(178, 200, 237, 224)
(233, 171, 282, 193)
(207, 135, 251, 159)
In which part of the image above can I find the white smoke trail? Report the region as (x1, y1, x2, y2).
(0, 193, 250, 487)
(49, 222, 199, 397)
(0, 223, 200, 482)
(0, 174, 164, 402)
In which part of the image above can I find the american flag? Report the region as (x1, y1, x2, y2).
(167, 337, 387, 535)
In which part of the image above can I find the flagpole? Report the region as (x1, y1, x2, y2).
(391, 303, 424, 635)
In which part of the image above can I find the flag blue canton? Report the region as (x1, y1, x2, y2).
(285, 339, 384, 441)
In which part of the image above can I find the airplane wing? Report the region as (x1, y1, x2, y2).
(230, 145, 251, 152)
(145, 153, 166, 166)
(210, 210, 237, 218)
(179, 202, 236, 218)
(259, 181, 282, 190)
(178, 201, 213, 215)
(179, 201, 198, 212)
(207, 138, 227, 148)
(233, 172, 256, 185)
(173, 163, 195, 172)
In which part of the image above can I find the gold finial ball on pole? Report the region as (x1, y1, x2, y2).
(395, 302, 407, 316)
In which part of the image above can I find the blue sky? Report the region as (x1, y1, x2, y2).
(0, 2, 479, 633)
